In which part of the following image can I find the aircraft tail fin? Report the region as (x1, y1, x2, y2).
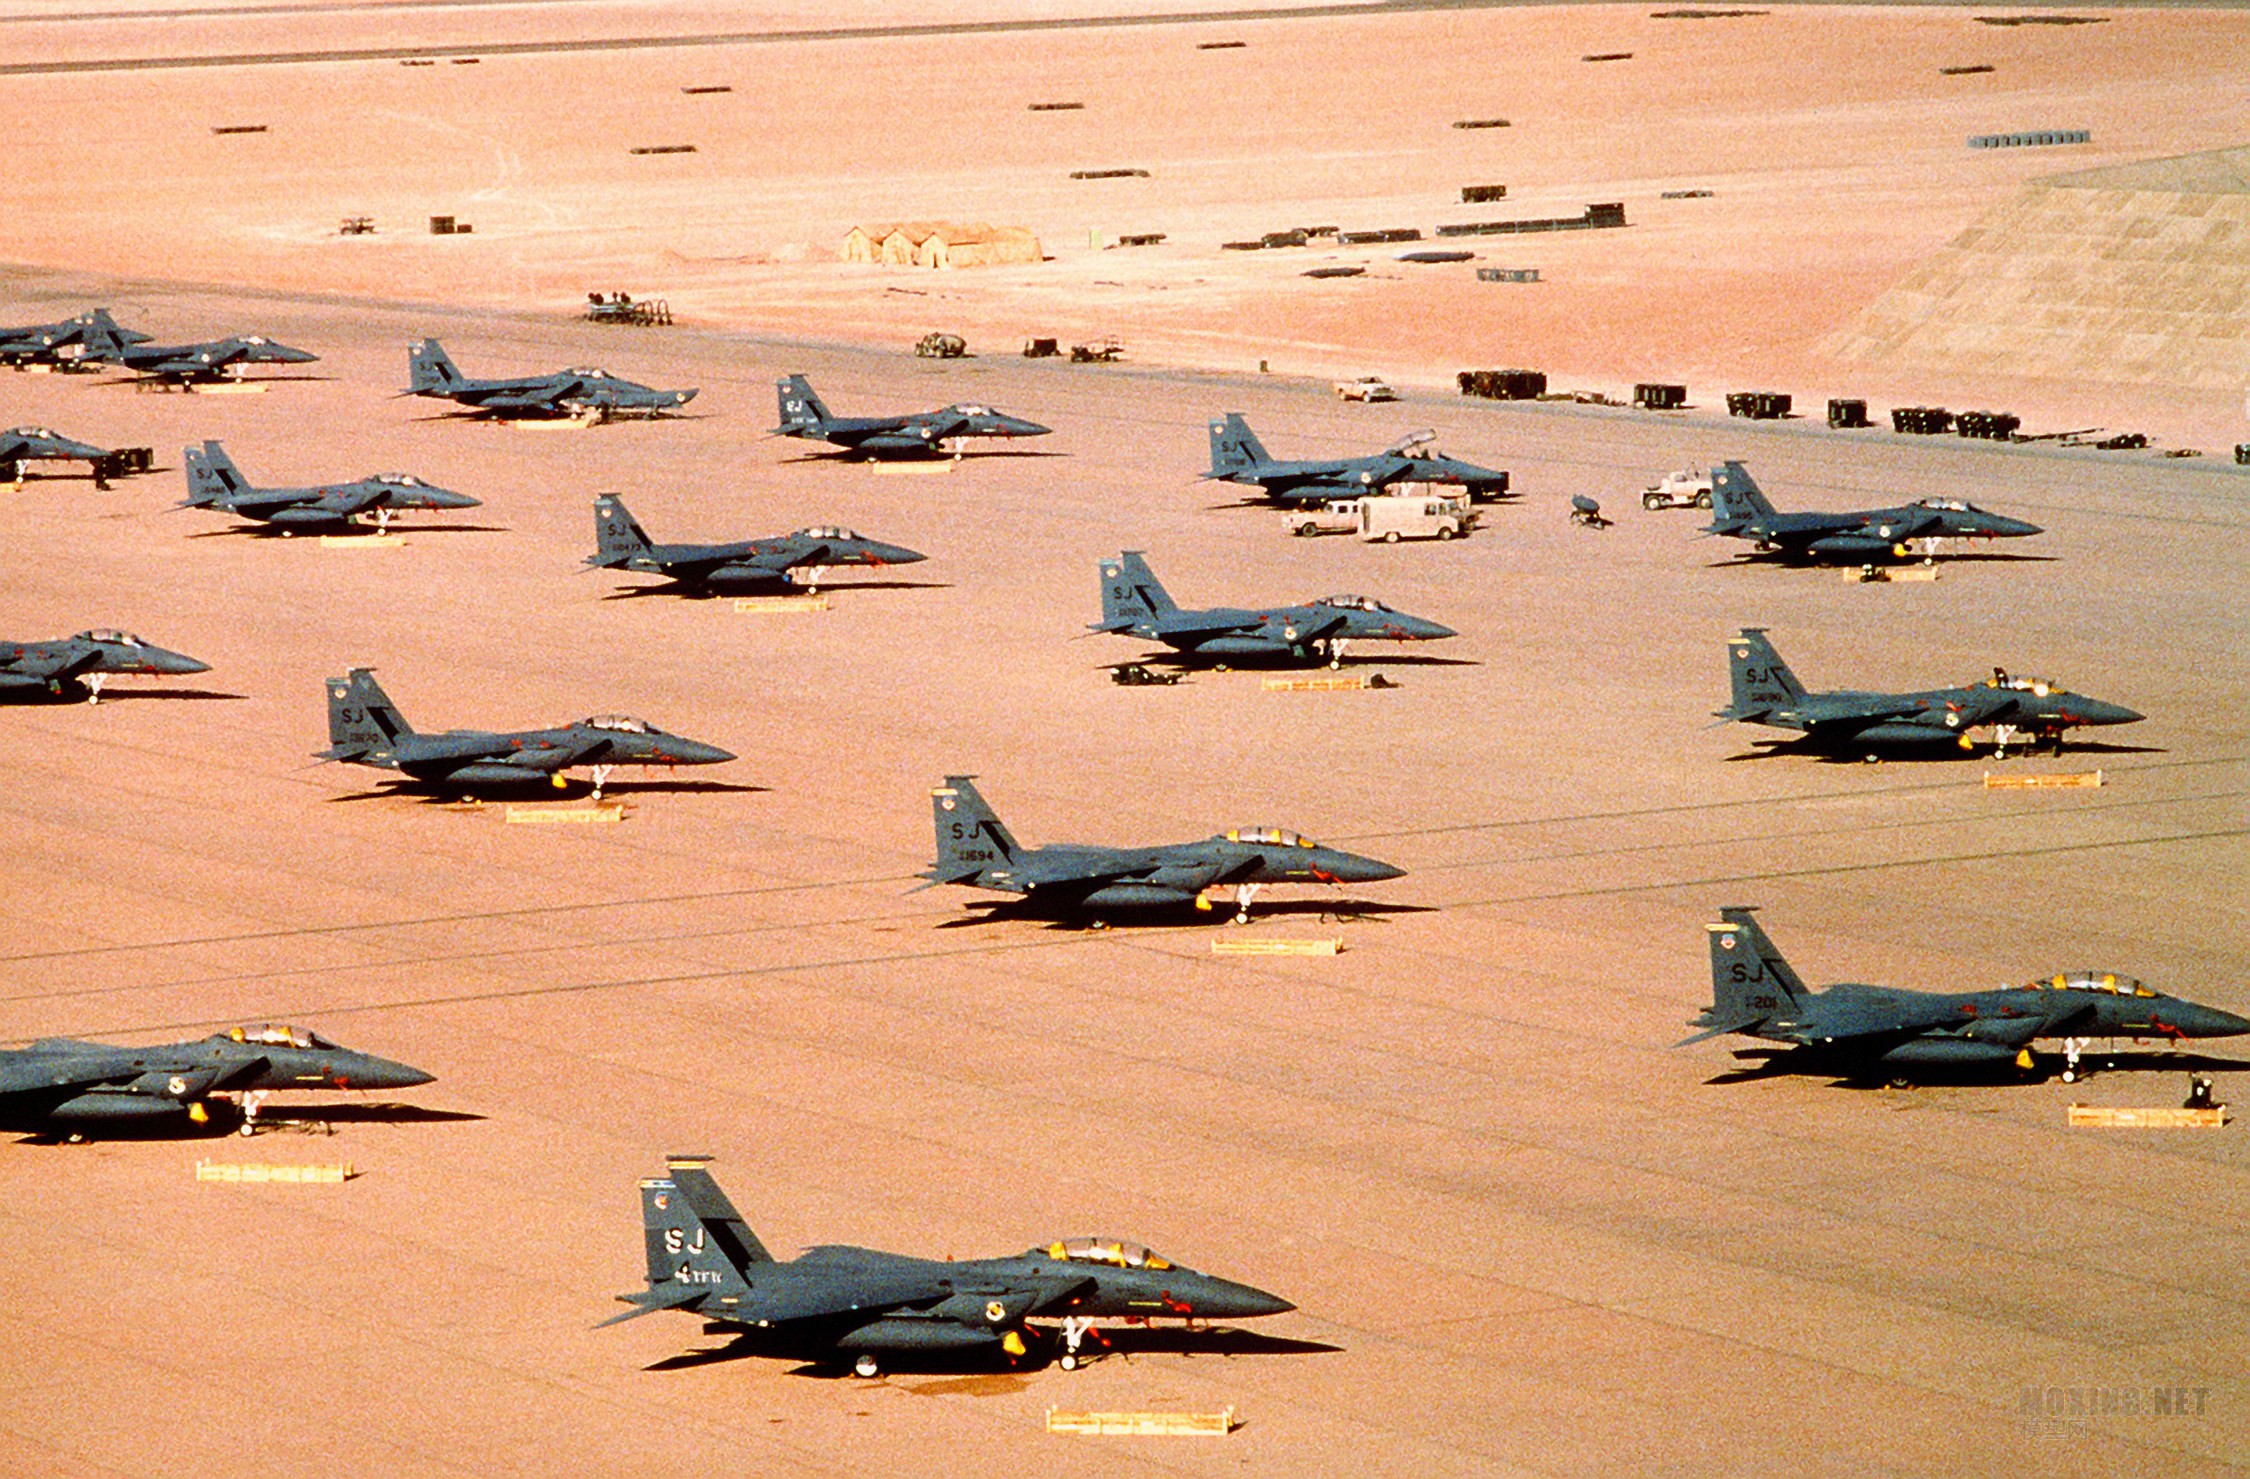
(635, 1157, 762, 1303)
(1709, 461, 1776, 524)
(590, 494, 655, 568)
(77, 311, 129, 363)
(1097, 550, 1175, 630)
(408, 338, 462, 394)
(1702, 906, 1809, 1030)
(181, 440, 248, 506)
(323, 668, 412, 758)
(927, 774, 1019, 883)
(1206, 413, 1269, 476)
(1720, 628, 1805, 722)
(774, 374, 831, 437)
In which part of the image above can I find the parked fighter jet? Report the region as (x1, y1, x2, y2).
(586, 494, 925, 595)
(0, 307, 148, 368)
(1205, 414, 1511, 504)
(604, 1155, 1294, 1375)
(1, 425, 111, 485)
(319, 668, 734, 795)
(1717, 628, 2143, 758)
(81, 318, 317, 385)
(1, 629, 209, 702)
(1704, 461, 2042, 562)
(407, 339, 696, 419)
(923, 774, 1404, 923)
(179, 440, 480, 534)
(1093, 550, 1454, 667)
(1681, 906, 2250, 1085)
(772, 374, 1049, 457)
(0, 1023, 432, 1138)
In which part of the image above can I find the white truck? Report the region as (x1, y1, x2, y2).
(1641, 468, 1714, 510)
(1285, 488, 1477, 540)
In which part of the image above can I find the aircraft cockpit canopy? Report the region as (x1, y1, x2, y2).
(228, 1024, 338, 1049)
(1316, 594, 1391, 613)
(798, 526, 860, 541)
(582, 714, 654, 733)
(2029, 971, 2155, 998)
(1225, 827, 1316, 848)
(372, 473, 431, 487)
(1985, 671, 2062, 696)
(952, 404, 992, 417)
(8, 426, 57, 439)
(565, 367, 615, 380)
(1914, 497, 1975, 513)
(76, 629, 142, 646)
(1046, 1237, 1173, 1271)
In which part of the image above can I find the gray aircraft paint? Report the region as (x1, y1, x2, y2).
(771, 373, 1048, 456)
(181, 440, 480, 531)
(1717, 628, 2141, 754)
(1205, 412, 1510, 504)
(407, 338, 694, 418)
(1680, 906, 2248, 1083)
(923, 773, 1404, 921)
(602, 1156, 1293, 1376)
(1703, 461, 2041, 562)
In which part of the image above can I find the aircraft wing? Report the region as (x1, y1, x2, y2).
(1150, 614, 1264, 641)
(1788, 696, 1929, 735)
(221, 491, 324, 516)
(0, 1058, 138, 1097)
(4, 649, 101, 682)
(137, 355, 218, 377)
(736, 1268, 956, 1326)
(474, 390, 572, 414)
(489, 737, 610, 774)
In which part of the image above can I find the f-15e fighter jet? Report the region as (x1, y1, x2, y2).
(319, 668, 734, 796)
(772, 374, 1048, 457)
(922, 773, 1404, 923)
(1204, 414, 1511, 504)
(1716, 628, 2142, 758)
(1680, 906, 2250, 1085)
(586, 494, 925, 594)
(182, 440, 480, 533)
(407, 339, 696, 419)
(1704, 461, 2041, 562)
(1093, 550, 1454, 667)
(1, 629, 209, 702)
(0, 1023, 432, 1138)
(604, 1155, 1294, 1376)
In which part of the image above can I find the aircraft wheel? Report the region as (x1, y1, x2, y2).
(2060, 1068, 2078, 1084)
(1059, 1353, 1079, 1372)
(853, 1353, 881, 1379)
(1213, 663, 1229, 673)
(1383, 531, 1401, 544)
(1887, 1075, 1914, 1091)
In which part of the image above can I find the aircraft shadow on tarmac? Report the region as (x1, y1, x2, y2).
(1705, 1047, 2250, 1088)
(324, 778, 769, 804)
(185, 523, 511, 539)
(7, 1101, 481, 1143)
(598, 579, 952, 602)
(1725, 738, 2167, 766)
(1129, 653, 1481, 672)
(775, 449, 1067, 466)
(256, 1102, 485, 1128)
(0, 687, 246, 705)
(936, 898, 1438, 932)
(648, 1325, 1340, 1377)
(1704, 552, 2060, 570)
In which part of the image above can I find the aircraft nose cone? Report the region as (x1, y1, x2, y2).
(672, 389, 698, 406)
(268, 343, 319, 363)
(1989, 515, 2042, 537)
(999, 416, 1050, 437)
(1201, 1279, 1295, 1318)
(431, 488, 483, 509)
(2081, 699, 2143, 726)
(2182, 1004, 2250, 1038)
(346, 1054, 436, 1090)
(870, 541, 927, 565)
(148, 648, 211, 675)
(671, 739, 736, 765)
(1325, 849, 1406, 884)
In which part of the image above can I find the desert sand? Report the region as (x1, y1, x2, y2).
(2, 3, 2248, 1477)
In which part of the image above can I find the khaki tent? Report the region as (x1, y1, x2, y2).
(845, 221, 1041, 268)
